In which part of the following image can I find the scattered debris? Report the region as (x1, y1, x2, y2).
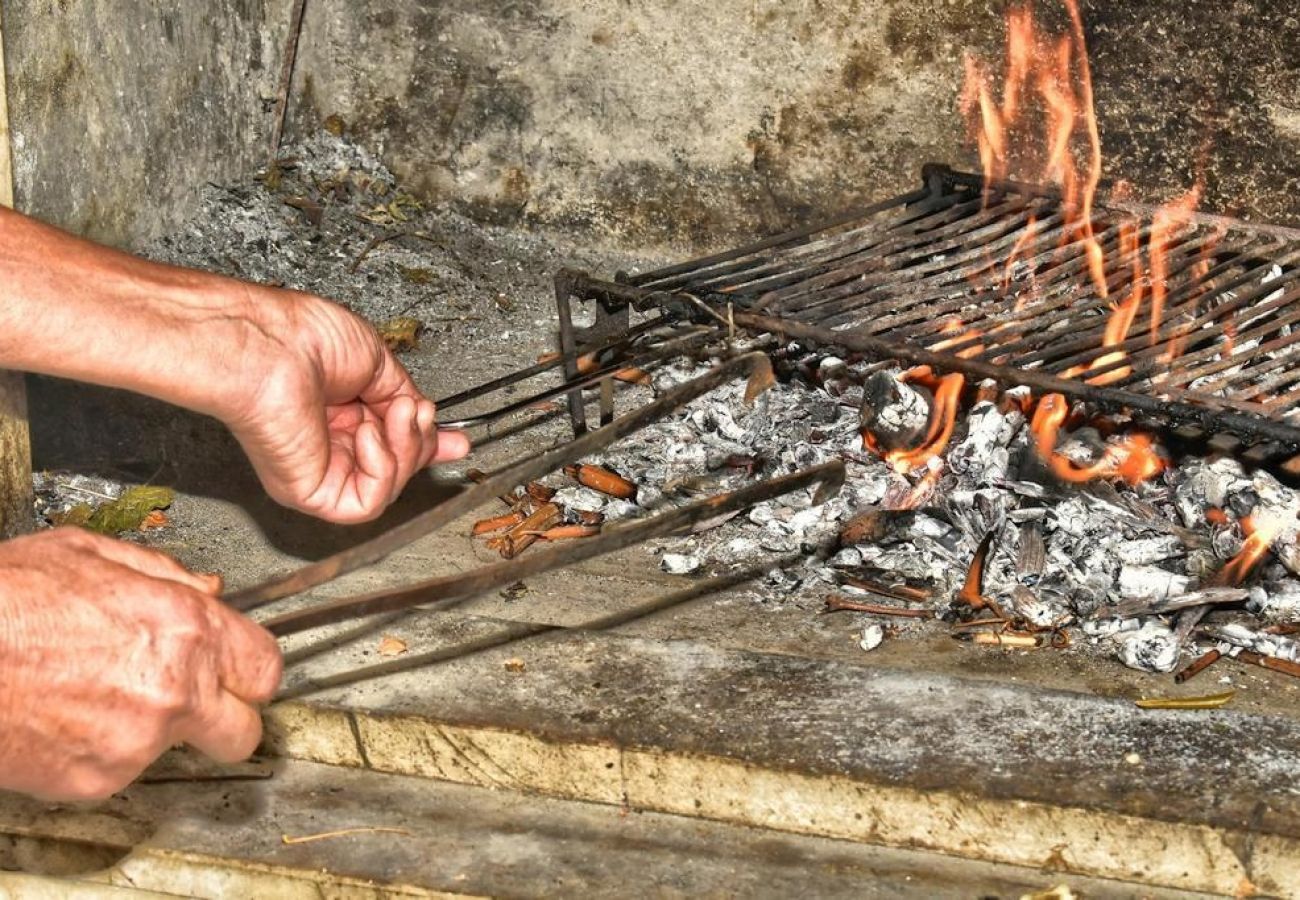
(281, 827, 413, 845)
(1134, 690, 1234, 710)
(858, 623, 885, 652)
(377, 636, 409, 657)
(52, 485, 176, 535)
(377, 316, 423, 352)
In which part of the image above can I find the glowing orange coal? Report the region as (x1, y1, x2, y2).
(1029, 393, 1166, 486)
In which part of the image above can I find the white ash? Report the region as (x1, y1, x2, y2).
(859, 623, 885, 652)
(660, 552, 702, 575)
(1247, 582, 1300, 623)
(1116, 622, 1181, 673)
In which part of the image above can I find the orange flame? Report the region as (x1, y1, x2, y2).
(961, 0, 1108, 298)
(863, 322, 988, 476)
(1216, 516, 1281, 586)
(1030, 393, 1166, 486)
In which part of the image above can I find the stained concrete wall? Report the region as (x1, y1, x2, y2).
(4, 0, 294, 247)
(289, 0, 1300, 253)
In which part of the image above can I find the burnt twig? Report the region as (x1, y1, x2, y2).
(823, 595, 934, 618)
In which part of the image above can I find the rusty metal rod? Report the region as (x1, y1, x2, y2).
(225, 351, 777, 612)
(260, 460, 845, 636)
(730, 311, 1300, 448)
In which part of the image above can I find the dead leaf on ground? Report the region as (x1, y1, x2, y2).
(376, 317, 423, 352)
(377, 635, 408, 657)
(504, 658, 526, 673)
(398, 266, 435, 285)
(499, 581, 529, 602)
(284, 196, 324, 227)
(322, 114, 347, 136)
(53, 486, 176, 535)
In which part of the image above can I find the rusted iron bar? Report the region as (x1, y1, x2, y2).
(1174, 649, 1222, 684)
(226, 352, 776, 612)
(260, 460, 845, 637)
(1235, 650, 1300, 681)
(730, 311, 1300, 449)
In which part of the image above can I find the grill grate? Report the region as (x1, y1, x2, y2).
(558, 165, 1300, 467)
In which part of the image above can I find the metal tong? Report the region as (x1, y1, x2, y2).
(224, 352, 845, 638)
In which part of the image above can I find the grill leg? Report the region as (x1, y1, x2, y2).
(553, 274, 588, 436)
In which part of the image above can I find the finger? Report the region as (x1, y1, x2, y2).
(381, 394, 421, 503)
(174, 687, 264, 764)
(204, 598, 284, 703)
(414, 398, 438, 467)
(78, 531, 222, 595)
(353, 419, 397, 518)
(431, 428, 472, 463)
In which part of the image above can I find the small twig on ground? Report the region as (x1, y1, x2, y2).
(281, 826, 412, 845)
(823, 595, 934, 618)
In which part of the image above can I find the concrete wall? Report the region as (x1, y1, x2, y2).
(4, 0, 294, 247)
(289, 0, 1300, 253)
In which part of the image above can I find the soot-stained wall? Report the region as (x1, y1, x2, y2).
(5, 0, 294, 246)
(289, 0, 1300, 253)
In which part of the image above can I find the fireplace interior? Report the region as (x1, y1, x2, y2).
(5, 1, 1300, 897)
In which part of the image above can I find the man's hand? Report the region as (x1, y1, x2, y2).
(0, 206, 470, 525)
(217, 287, 470, 523)
(0, 529, 282, 801)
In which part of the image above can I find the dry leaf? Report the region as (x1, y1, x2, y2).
(377, 635, 408, 657)
(504, 658, 526, 673)
(322, 114, 347, 136)
(376, 317, 422, 352)
(399, 266, 435, 285)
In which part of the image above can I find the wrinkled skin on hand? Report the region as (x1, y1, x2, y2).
(223, 288, 471, 524)
(0, 529, 283, 801)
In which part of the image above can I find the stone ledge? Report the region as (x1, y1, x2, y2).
(265, 628, 1300, 896)
(0, 758, 1217, 899)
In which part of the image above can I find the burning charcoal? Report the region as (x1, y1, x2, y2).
(660, 553, 701, 576)
(1203, 623, 1300, 664)
(830, 547, 864, 568)
(1111, 586, 1249, 618)
(1010, 585, 1059, 628)
(859, 370, 930, 451)
(859, 623, 885, 652)
(1083, 617, 1142, 638)
(1117, 565, 1191, 601)
(1173, 458, 1251, 528)
(1116, 622, 1180, 673)
(1248, 582, 1300, 623)
(603, 499, 641, 521)
(1016, 524, 1045, 585)
(1115, 535, 1186, 566)
(947, 402, 1021, 484)
(553, 486, 609, 513)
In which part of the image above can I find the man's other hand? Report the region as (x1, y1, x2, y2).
(221, 287, 470, 524)
(0, 529, 283, 801)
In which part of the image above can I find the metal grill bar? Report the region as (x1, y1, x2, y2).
(561, 164, 1300, 463)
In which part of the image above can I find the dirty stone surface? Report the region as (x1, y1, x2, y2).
(0, 758, 1211, 899)
(5, 0, 295, 247)
(290, 0, 1300, 253)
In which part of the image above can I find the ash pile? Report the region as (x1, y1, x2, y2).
(511, 342, 1300, 681)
